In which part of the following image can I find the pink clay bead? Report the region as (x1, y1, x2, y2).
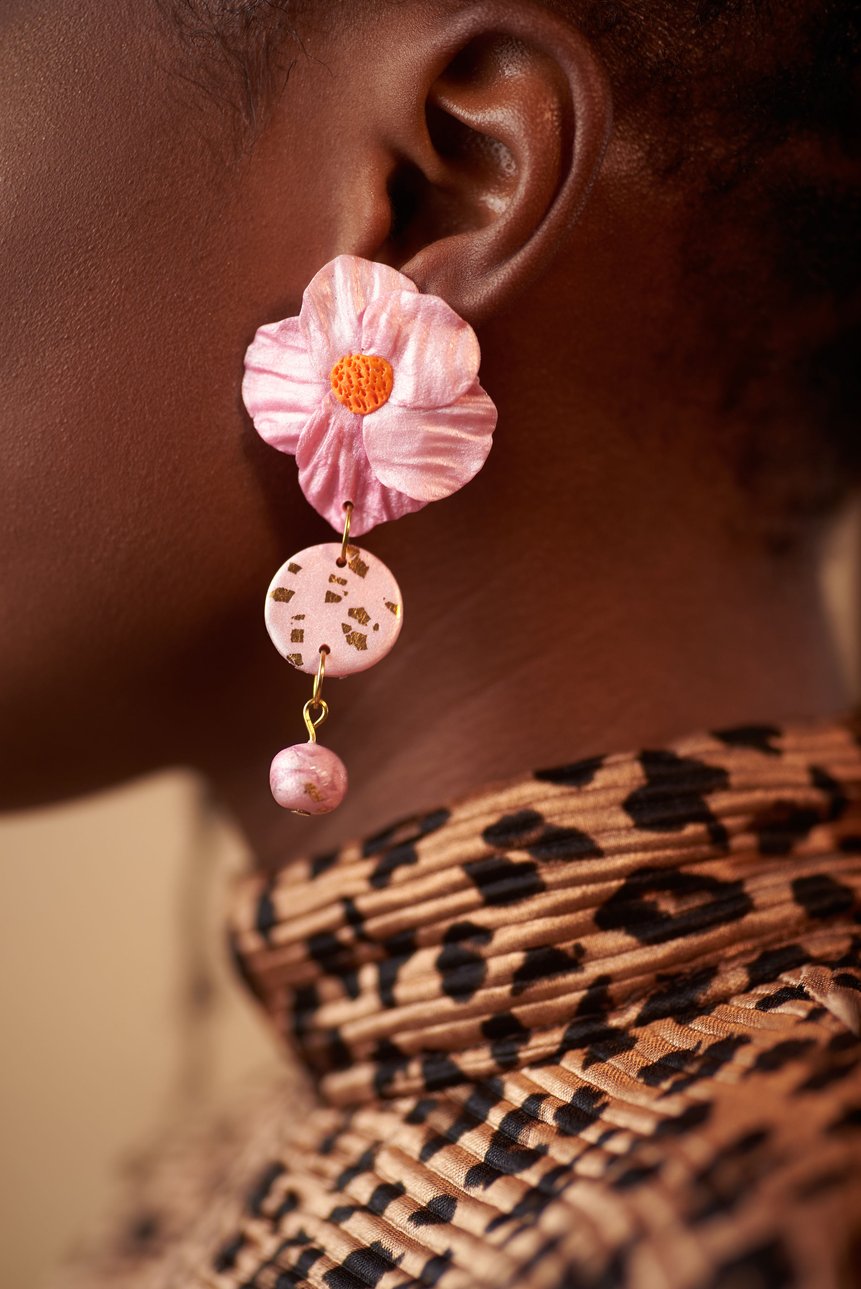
(270, 742, 348, 815)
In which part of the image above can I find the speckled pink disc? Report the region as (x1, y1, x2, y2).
(265, 542, 404, 677)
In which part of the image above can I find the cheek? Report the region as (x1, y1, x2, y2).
(0, 6, 323, 799)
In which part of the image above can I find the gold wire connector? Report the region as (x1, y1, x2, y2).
(338, 500, 354, 566)
(302, 646, 330, 742)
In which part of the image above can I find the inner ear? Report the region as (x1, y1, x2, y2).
(384, 33, 542, 266)
(378, 15, 611, 326)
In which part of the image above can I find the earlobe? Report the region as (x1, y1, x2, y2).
(384, 3, 613, 324)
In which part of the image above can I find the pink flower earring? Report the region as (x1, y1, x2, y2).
(242, 254, 497, 815)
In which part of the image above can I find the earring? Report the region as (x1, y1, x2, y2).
(242, 254, 497, 815)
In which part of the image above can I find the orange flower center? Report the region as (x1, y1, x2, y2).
(330, 353, 394, 415)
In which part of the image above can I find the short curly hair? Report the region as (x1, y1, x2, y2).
(565, 0, 861, 541)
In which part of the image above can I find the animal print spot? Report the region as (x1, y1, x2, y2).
(420, 1085, 507, 1164)
(635, 964, 719, 1025)
(436, 922, 492, 1003)
(610, 1158, 663, 1190)
(246, 1161, 285, 1217)
(595, 865, 753, 944)
(624, 751, 729, 846)
(419, 1133, 451, 1165)
(369, 842, 419, 888)
(754, 983, 809, 1012)
(404, 1098, 436, 1126)
(213, 1232, 245, 1272)
(377, 929, 418, 1009)
(485, 1162, 573, 1234)
(289, 1244, 326, 1281)
(637, 1044, 702, 1088)
(751, 802, 829, 856)
(308, 929, 361, 1000)
(482, 809, 545, 848)
(463, 1106, 548, 1189)
(512, 943, 585, 995)
(409, 1194, 457, 1226)
(751, 766, 848, 857)
(827, 1103, 861, 1133)
(534, 755, 605, 786)
(712, 724, 781, 756)
(421, 1051, 464, 1092)
(795, 1041, 861, 1094)
(254, 880, 277, 940)
(292, 982, 319, 1050)
(791, 873, 855, 919)
(811, 764, 849, 819)
(752, 1038, 817, 1073)
(329, 1202, 360, 1225)
(416, 1251, 453, 1284)
(323, 1241, 403, 1288)
(368, 1181, 406, 1215)
(273, 1188, 299, 1220)
(363, 808, 450, 859)
(529, 824, 603, 861)
(465, 856, 546, 906)
(652, 1101, 713, 1137)
(335, 1146, 377, 1191)
(746, 943, 809, 988)
(794, 1164, 855, 1199)
(482, 809, 602, 860)
(372, 1039, 410, 1096)
(363, 808, 450, 887)
(341, 895, 370, 940)
(554, 1085, 608, 1136)
(481, 1011, 531, 1067)
(687, 1129, 773, 1225)
(310, 849, 339, 878)
(639, 1034, 750, 1096)
(555, 975, 638, 1067)
(702, 1237, 794, 1289)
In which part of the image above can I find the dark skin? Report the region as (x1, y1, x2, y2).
(0, 0, 847, 866)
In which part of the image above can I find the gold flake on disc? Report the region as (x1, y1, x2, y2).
(341, 624, 368, 650)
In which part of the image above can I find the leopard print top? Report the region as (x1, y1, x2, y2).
(54, 713, 861, 1288)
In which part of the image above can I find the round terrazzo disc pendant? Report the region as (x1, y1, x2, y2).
(264, 542, 404, 678)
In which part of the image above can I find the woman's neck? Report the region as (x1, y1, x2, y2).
(191, 402, 849, 869)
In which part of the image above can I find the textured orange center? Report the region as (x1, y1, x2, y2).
(330, 353, 394, 415)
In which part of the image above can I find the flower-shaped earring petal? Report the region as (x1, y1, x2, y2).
(241, 254, 498, 535)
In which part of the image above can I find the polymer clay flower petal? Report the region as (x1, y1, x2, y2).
(242, 316, 324, 453)
(296, 397, 425, 535)
(363, 378, 497, 503)
(360, 290, 481, 410)
(299, 255, 419, 377)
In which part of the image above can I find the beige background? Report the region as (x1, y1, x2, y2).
(1, 508, 858, 1289)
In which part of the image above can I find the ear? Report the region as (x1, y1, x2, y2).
(361, 2, 613, 324)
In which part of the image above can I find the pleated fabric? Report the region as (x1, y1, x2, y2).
(54, 714, 861, 1288)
